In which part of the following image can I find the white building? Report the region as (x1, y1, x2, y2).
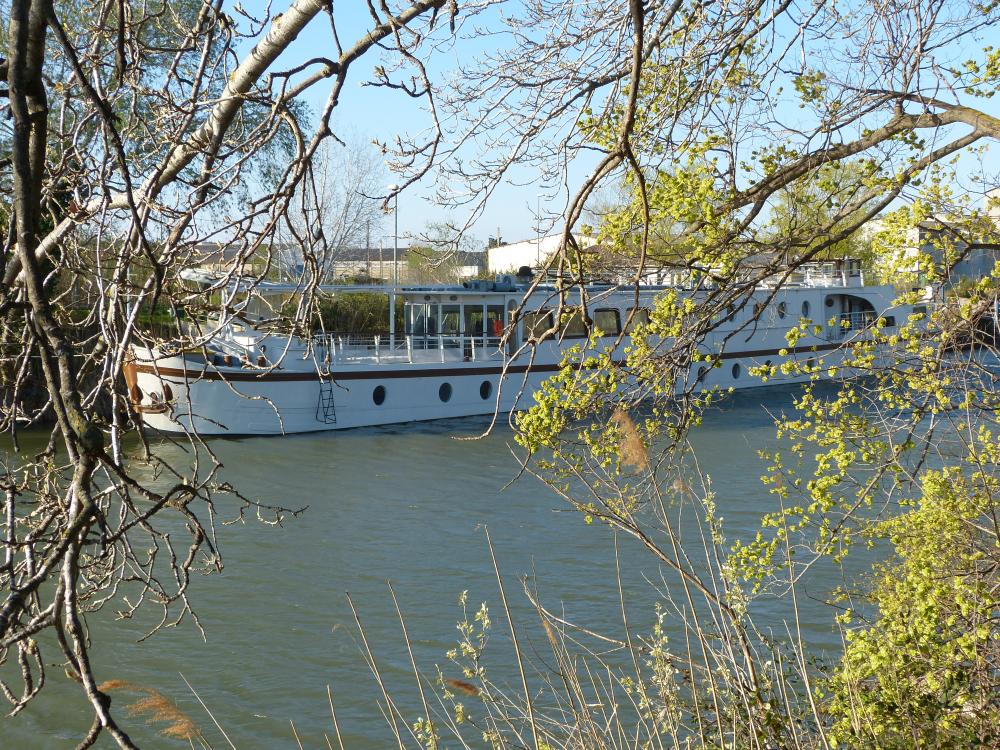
(865, 188, 1000, 286)
(487, 233, 596, 274)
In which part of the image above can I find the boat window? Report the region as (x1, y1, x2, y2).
(479, 380, 492, 400)
(523, 310, 553, 340)
(625, 308, 650, 333)
(408, 303, 431, 335)
(731, 362, 741, 379)
(464, 304, 485, 337)
(439, 382, 453, 402)
(244, 293, 282, 323)
(486, 305, 505, 337)
(562, 308, 588, 338)
(373, 385, 386, 405)
(777, 301, 786, 319)
(594, 308, 621, 336)
(441, 305, 461, 335)
(801, 300, 811, 318)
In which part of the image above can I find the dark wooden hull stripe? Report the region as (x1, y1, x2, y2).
(133, 342, 844, 383)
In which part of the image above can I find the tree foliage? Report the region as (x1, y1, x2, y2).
(2, 0, 1000, 745)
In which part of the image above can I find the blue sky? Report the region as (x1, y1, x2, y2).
(265, 0, 1000, 250)
(269, 0, 603, 249)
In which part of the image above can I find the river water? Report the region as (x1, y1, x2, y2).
(3, 385, 875, 748)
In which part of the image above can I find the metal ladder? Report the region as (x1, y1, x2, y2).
(316, 379, 337, 424)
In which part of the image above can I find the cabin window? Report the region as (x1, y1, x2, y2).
(625, 308, 650, 333)
(777, 301, 786, 319)
(731, 362, 741, 379)
(408, 303, 431, 335)
(439, 382, 453, 402)
(480, 380, 492, 400)
(464, 305, 484, 337)
(562, 308, 589, 338)
(882, 316, 896, 327)
(373, 385, 386, 405)
(486, 305, 505, 337)
(523, 310, 554, 340)
(801, 300, 811, 318)
(594, 308, 621, 336)
(441, 305, 461, 336)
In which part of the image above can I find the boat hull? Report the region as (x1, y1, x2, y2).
(129, 343, 850, 436)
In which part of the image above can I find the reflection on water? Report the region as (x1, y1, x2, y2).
(2, 385, 877, 748)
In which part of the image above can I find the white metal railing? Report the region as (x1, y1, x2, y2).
(830, 310, 877, 339)
(313, 333, 505, 364)
(800, 262, 865, 288)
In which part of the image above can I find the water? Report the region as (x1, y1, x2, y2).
(1, 386, 873, 748)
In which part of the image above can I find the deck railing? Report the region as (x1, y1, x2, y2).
(829, 310, 877, 339)
(313, 333, 506, 364)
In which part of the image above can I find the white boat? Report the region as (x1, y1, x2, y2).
(126, 261, 914, 435)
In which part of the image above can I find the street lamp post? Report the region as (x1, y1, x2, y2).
(536, 193, 542, 269)
(388, 184, 399, 349)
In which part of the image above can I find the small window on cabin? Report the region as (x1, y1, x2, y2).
(486, 305, 505, 337)
(408, 303, 430, 335)
(802, 300, 811, 318)
(777, 301, 786, 319)
(594, 309, 621, 336)
(523, 310, 554, 340)
(625, 308, 650, 333)
(882, 316, 896, 327)
(464, 306, 484, 337)
(441, 305, 461, 335)
(562, 308, 589, 338)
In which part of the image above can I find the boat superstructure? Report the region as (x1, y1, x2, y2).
(127, 261, 914, 435)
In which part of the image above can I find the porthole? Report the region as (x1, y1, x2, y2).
(479, 380, 492, 400)
(373, 385, 386, 405)
(439, 382, 452, 402)
(697, 366, 707, 381)
(777, 301, 786, 319)
(764, 359, 773, 373)
(806, 357, 815, 371)
(802, 300, 811, 318)
(731, 362, 741, 379)
(825, 296, 835, 308)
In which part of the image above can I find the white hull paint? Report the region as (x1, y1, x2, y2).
(129, 270, 910, 436)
